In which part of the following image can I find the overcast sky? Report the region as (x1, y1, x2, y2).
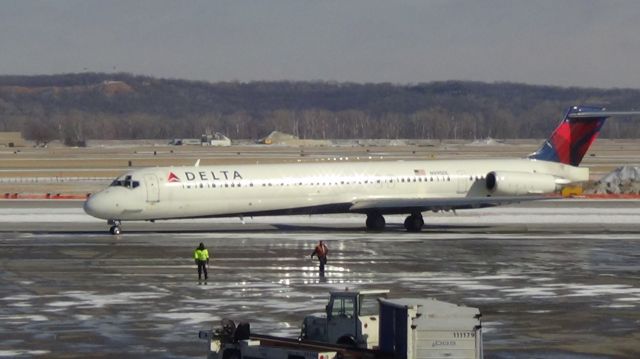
(1, 0, 639, 88)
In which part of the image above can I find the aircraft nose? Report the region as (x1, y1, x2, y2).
(84, 192, 117, 219)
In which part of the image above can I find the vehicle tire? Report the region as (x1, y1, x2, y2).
(223, 349, 241, 359)
(337, 336, 357, 347)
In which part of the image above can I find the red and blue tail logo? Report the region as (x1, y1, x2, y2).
(529, 106, 608, 166)
(168, 172, 180, 183)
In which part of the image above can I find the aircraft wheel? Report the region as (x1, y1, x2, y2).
(404, 214, 424, 232)
(366, 213, 386, 231)
(109, 225, 121, 235)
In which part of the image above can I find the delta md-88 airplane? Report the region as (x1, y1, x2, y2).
(84, 106, 639, 235)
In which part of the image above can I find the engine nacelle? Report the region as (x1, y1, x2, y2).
(485, 171, 559, 196)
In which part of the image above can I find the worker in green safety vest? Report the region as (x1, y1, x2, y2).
(194, 242, 210, 281)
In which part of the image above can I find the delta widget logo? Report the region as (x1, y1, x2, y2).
(168, 172, 180, 183)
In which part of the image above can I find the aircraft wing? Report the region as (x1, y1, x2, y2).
(349, 196, 553, 214)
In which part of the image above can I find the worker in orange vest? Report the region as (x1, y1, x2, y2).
(310, 240, 329, 276)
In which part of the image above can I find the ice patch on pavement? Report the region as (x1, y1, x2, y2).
(0, 315, 47, 322)
(481, 321, 504, 334)
(0, 350, 50, 357)
(562, 284, 640, 297)
(46, 290, 170, 309)
(153, 312, 220, 325)
(616, 297, 640, 302)
(1, 294, 55, 301)
(596, 304, 636, 309)
(500, 287, 557, 297)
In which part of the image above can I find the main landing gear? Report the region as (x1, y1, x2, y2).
(365, 212, 425, 232)
(403, 213, 424, 232)
(365, 213, 386, 231)
(108, 219, 122, 235)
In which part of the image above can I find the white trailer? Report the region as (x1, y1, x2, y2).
(379, 298, 482, 359)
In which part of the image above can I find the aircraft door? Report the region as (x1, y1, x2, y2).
(144, 174, 160, 202)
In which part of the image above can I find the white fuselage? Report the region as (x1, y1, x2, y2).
(83, 158, 587, 221)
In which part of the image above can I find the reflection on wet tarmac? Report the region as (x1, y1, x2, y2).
(1, 229, 639, 358)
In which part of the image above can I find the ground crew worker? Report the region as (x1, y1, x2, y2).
(194, 242, 210, 281)
(310, 240, 328, 276)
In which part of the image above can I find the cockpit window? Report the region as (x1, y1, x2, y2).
(110, 175, 140, 189)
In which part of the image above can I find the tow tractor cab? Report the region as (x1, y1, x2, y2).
(301, 289, 390, 348)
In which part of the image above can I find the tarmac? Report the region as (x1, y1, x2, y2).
(0, 200, 639, 358)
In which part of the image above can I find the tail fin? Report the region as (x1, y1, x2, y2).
(529, 106, 639, 166)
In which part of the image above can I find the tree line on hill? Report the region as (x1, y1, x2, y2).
(0, 73, 639, 145)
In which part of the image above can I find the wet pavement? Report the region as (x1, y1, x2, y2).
(0, 202, 639, 358)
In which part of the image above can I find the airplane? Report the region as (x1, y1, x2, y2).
(84, 105, 639, 235)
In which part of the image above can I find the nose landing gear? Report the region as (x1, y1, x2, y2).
(108, 219, 122, 235)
